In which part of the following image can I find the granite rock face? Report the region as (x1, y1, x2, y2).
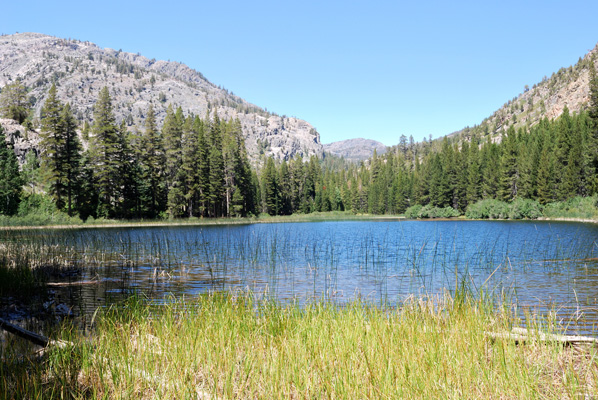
(323, 138, 387, 162)
(0, 32, 323, 163)
(0, 118, 39, 165)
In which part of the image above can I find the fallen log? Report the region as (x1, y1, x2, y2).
(46, 280, 100, 287)
(0, 317, 71, 348)
(486, 326, 598, 346)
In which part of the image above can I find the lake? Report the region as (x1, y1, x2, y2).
(6, 219, 598, 334)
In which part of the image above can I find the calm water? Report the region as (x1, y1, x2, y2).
(9, 219, 598, 334)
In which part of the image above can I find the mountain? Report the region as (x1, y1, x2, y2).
(323, 138, 387, 162)
(0, 32, 323, 162)
(453, 43, 598, 142)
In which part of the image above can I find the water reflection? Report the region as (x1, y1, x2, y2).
(5, 220, 598, 334)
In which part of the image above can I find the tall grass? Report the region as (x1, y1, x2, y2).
(2, 292, 597, 399)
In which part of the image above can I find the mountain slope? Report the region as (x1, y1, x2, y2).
(323, 138, 387, 162)
(453, 43, 598, 142)
(0, 32, 323, 162)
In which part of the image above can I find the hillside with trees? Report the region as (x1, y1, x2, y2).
(0, 32, 323, 162)
(1, 38, 598, 222)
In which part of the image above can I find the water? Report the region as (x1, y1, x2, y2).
(5, 219, 598, 334)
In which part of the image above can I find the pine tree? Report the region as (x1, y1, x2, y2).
(578, 112, 594, 196)
(208, 111, 225, 217)
(455, 141, 469, 212)
(466, 139, 482, 206)
(262, 157, 279, 215)
(499, 126, 519, 202)
(289, 156, 305, 212)
(39, 86, 82, 216)
(554, 106, 572, 200)
(39, 84, 66, 211)
(114, 120, 140, 218)
(517, 138, 535, 199)
(76, 151, 98, 220)
(194, 116, 210, 217)
(480, 143, 501, 199)
(586, 60, 598, 193)
(564, 120, 583, 197)
(181, 116, 199, 217)
(60, 103, 82, 216)
(278, 160, 292, 215)
(138, 105, 166, 218)
(536, 137, 556, 205)
(0, 79, 29, 124)
(429, 154, 450, 207)
(89, 87, 120, 218)
(0, 125, 22, 215)
(163, 105, 185, 217)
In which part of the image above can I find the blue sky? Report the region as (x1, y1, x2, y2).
(2, 0, 598, 145)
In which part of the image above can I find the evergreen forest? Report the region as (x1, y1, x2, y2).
(2, 67, 598, 222)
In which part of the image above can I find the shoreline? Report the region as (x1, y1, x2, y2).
(0, 213, 380, 230)
(0, 214, 596, 230)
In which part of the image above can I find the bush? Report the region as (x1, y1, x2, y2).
(0, 193, 83, 226)
(465, 199, 510, 219)
(466, 198, 543, 220)
(405, 204, 460, 219)
(543, 196, 598, 219)
(404, 205, 423, 219)
(508, 198, 543, 219)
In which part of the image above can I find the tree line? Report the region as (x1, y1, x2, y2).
(1, 83, 262, 220)
(256, 69, 598, 216)
(1, 69, 598, 221)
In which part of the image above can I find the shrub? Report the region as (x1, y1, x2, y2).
(0, 193, 83, 226)
(465, 199, 510, 219)
(405, 204, 460, 219)
(508, 198, 543, 220)
(404, 204, 423, 219)
(543, 196, 598, 219)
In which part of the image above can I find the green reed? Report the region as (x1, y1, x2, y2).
(3, 291, 598, 399)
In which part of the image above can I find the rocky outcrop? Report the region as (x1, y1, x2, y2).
(0, 32, 323, 163)
(0, 119, 39, 164)
(324, 138, 387, 162)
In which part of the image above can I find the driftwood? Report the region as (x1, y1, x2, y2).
(46, 280, 100, 287)
(486, 327, 598, 346)
(0, 317, 71, 348)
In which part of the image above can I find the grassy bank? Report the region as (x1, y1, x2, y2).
(0, 210, 380, 230)
(2, 292, 597, 399)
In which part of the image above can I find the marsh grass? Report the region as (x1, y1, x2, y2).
(0, 231, 82, 297)
(2, 292, 598, 399)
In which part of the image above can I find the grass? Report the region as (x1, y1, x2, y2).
(0, 210, 383, 230)
(0, 231, 81, 297)
(2, 292, 597, 399)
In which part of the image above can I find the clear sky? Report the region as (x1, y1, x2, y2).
(2, 0, 598, 145)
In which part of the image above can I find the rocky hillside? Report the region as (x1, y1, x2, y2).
(0, 32, 323, 162)
(454, 43, 598, 142)
(323, 138, 387, 162)
(0, 118, 40, 164)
